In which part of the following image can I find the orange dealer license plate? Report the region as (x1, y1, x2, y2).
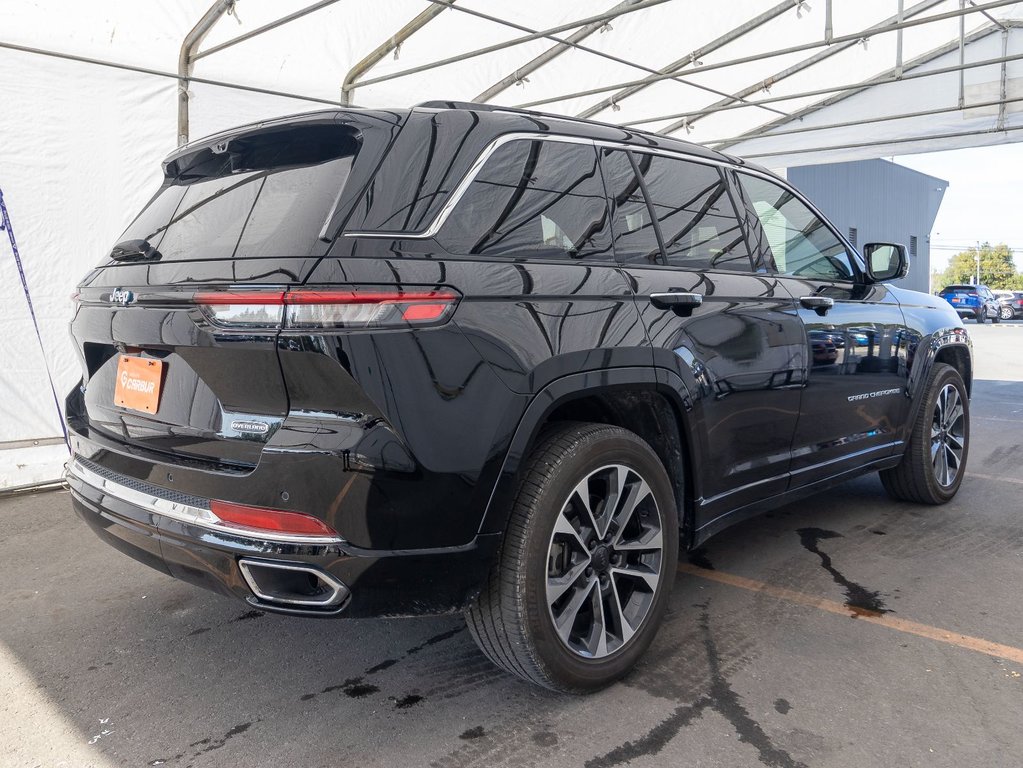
(114, 356, 164, 414)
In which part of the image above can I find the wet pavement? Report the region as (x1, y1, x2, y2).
(2, 323, 1021, 768)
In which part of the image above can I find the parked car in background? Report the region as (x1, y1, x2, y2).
(938, 284, 1000, 323)
(992, 290, 1023, 320)
(65, 102, 974, 693)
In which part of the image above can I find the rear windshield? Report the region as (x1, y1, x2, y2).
(940, 286, 977, 295)
(112, 123, 359, 262)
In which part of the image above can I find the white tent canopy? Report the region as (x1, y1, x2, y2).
(2, 0, 1021, 488)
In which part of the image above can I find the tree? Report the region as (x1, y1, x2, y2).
(937, 243, 1019, 289)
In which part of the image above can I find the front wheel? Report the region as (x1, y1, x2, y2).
(465, 422, 679, 693)
(880, 363, 969, 504)
(999, 305, 1013, 320)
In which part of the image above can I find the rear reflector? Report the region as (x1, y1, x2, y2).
(194, 287, 459, 330)
(210, 500, 338, 538)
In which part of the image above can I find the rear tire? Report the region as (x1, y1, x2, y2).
(465, 422, 679, 693)
(992, 311, 1001, 324)
(880, 363, 969, 504)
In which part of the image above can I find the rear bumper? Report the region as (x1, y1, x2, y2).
(953, 307, 981, 319)
(66, 456, 499, 618)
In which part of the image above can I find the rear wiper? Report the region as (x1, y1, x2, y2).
(110, 239, 161, 262)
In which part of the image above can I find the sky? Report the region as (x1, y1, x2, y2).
(894, 142, 1023, 273)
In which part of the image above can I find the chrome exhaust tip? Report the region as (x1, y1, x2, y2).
(238, 559, 350, 609)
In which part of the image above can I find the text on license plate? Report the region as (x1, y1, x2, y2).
(114, 356, 164, 414)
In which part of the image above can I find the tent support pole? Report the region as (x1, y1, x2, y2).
(959, 0, 967, 108)
(712, 24, 1013, 150)
(194, 0, 343, 61)
(896, 0, 905, 77)
(178, 0, 236, 146)
(623, 49, 1023, 126)
(998, 28, 1010, 129)
(658, 0, 945, 136)
(340, 0, 457, 106)
(352, 0, 670, 94)
(512, 0, 1016, 110)
(575, 0, 793, 119)
(707, 95, 1023, 147)
(475, 0, 647, 104)
(419, 0, 789, 118)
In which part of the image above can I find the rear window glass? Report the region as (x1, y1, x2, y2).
(113, 124, 358, 262)
(940, 286, 977, 295)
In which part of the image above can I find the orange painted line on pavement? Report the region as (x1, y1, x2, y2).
(966, 472, 1023, 486)
(678, 562, 1023, 666)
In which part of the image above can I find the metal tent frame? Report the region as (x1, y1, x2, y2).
(173, 0, 1023, 158)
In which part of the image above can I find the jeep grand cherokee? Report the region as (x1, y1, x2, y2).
(65, 102, 972, 692)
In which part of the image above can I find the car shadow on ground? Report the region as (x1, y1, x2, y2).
(3, 466, 959, 768)
(5, 377, 1021, 767)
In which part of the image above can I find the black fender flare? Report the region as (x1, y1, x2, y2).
(475, 366, 697, 539)
(902, 326, 972, 436)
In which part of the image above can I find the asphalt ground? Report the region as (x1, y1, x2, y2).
(2, 322, 1022, 768)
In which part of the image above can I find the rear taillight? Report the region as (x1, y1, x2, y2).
(209, 500, 338, 538)
(193, 287, 460, 331)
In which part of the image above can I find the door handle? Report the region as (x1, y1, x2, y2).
(799, 295, 834, 316)
(650, 292, 702, 317)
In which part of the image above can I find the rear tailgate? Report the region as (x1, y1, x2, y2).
(67, 112, 403, 468)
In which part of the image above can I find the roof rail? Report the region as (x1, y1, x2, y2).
(412, 101, 740, 164)
(413, 100, 668, 140)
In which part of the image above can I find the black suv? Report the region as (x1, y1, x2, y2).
(66, 102, 972, 693)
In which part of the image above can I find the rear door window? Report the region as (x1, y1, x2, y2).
(632, 153, 752, 272)
(437, 139, 613, 261)
(600, 149, 662, 265)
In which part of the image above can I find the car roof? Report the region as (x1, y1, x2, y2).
(412, 100, 743, 167)
(168, 102, 756, 175)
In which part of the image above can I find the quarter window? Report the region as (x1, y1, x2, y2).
(632, 153, 752, 272)
(738, 174, 854, 281)
(438, 139, 613, 260)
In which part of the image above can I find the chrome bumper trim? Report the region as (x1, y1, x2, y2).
(65, 458, 344, 546)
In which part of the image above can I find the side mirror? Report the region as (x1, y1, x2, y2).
(863, 242, 908, 283)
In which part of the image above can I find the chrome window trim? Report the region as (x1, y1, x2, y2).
(66, 458, 345, 545)
(342, 130, 864, 273)
(344, 132, 596, 240)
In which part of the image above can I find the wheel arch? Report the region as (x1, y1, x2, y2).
(476, 367, 700, 548)
(903, 329, 973, 438)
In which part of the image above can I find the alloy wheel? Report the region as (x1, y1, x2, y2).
(545, 464, 663, 659)
(931, 383, 966, 487)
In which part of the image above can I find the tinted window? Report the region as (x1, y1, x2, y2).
(115, 124, 358, 262)
(632, 153, 751, 271)
(236, 157, 353, 258)
(940, 286, 977, 296)
(438, 140, 613, 260)
(600, 149, 661, 264)
(738, 174, 854, 281)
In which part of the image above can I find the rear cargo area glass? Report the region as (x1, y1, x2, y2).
(113, 124, 359, 262)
